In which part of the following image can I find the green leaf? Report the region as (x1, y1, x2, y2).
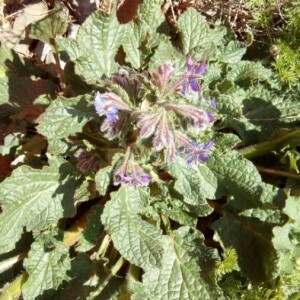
(220, 41, 247, 64)
(134, 227, 219, 300)
(56, 37, 81, 61)
(227, 61, 272, 83)
(74, 179, 96, 206)
(95, 166, 112, 196)
(214, 133, 241, 153)
(122, 0, 167, 69)
(155, 202, 197, 227)
(122, 23, 144, 69)
(213, 212, 279, 282)
(0, 158, 76, 254)
(283, 195, 300, 224)
(0, 133, 24, 155)
(77, 205, 104, 252)
(49, 254, 94, 300)
(47, 139, 71, 155)
(137, 0, 166, 37)
(176, 8, 209, 55)
(207, 151, 265, 210)
(30, 5, 68, 47)
(37, 95, 94, 140)
(101, 186, 166, 269)
(75, 11, 125, 82)
(273, 196, 300, 274)
(22, 237, 71, 300)
(218, 86, 300, 144)
(148, 38, 183, 73)
(169, 157, 220, 216)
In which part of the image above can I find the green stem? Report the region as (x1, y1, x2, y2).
(239, 128, 300, 159)
(161, 214, 171, 234)
(97, 234, 111, 258)
(256, 166, 300, 181)
(89, 257, 126, 299)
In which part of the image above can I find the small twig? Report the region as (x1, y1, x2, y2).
(168, 0, 176, 22)
(51, 40, 65, 89)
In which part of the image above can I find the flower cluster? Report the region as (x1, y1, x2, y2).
(93, 58, 216, 185)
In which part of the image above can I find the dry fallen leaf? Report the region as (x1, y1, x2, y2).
(0, 0, 48, 56)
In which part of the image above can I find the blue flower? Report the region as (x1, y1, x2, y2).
(185, 140, 214, 164)
(94, 91, 120, 122)
(182, 58, 206, 96)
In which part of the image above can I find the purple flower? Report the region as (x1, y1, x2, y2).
(94, 92, 132, 140)
(182, 58, 206, 96)
(100, 117, 126, 140)
(94, 92, 130, 122)
(113, 159, 151, 187)
(175, 132, 214, 164)
(185, 140, 214, 164)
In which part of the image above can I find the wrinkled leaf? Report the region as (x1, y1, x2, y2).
(0, 158, 76, 254)
(101, 186, 166, 269)
(22, 237, 71, 300)
(37, 95, 94, 140)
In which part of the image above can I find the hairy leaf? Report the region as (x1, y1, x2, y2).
(22, 237, 71, 300)
(176, 8, 209, 55)
(227, 61, 272, 83)
(30, 5, 68, 47)
(169, 158, 219, 216)
(37, 95, 94, 140)
(207, 151, 270, 209)
(220, 41, 247, 64)
(273, 196, 300, 274)
(56, 37, 81, 61)
(95, 166, 112, 196)
(133, 227, 219, 300)
(101, 186, 166, 269)
(75, 11, 125, 82)
(122, 23, 144, 69)
(122, 0, 167, 69)
(0, 158, 76, 254)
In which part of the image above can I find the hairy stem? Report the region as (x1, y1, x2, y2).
(239, 128, 300, 159)
(256, 166, 300, 181)
(97, 234, 111, 258)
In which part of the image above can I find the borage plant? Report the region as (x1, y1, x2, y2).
(0, 1, 300, 299)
